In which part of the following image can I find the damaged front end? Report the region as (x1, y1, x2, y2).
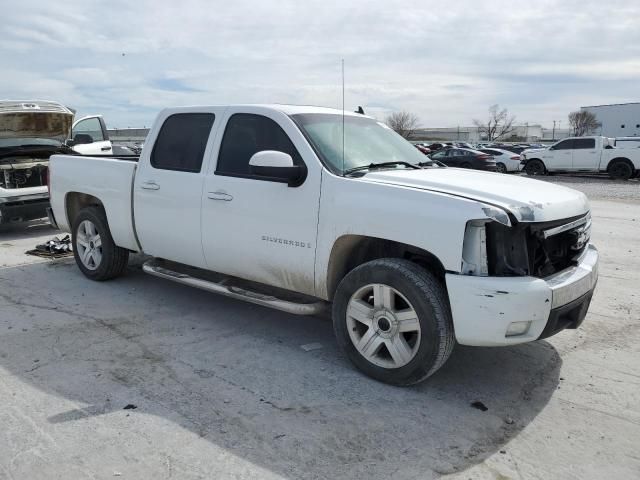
(450, 209, 597, 346)
(463, 212, 592, 279)
(0, 101, 75, 223)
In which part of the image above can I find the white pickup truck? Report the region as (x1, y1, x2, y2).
(521, 136, 640, 179)
(48, 105, 598, 385)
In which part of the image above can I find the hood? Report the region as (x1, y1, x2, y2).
(361, 168, 589, 223)
(522, 147, 548, 156)
(0, 101, 74, 141)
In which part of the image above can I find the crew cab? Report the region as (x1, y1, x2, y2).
(521, 136, 640, 179)
(48, 105, 599, 385)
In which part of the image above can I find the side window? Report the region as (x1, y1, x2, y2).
(73, 118, 104, 142)
(216, 113, 303, 177)
(573, 138, 596, 149)
(553, 139, 574, 150)
(151, 113, 215, 172)
(431, 150, 446, 159)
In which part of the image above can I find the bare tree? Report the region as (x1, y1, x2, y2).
(473, 105, 516, 141)
(568, 110, 600, 136)
(385, 111, 420, 139)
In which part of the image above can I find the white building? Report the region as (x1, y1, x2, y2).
(581, 102, 640, 138)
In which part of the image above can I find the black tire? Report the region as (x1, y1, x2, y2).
(496, 162, 507, 174)
(72, 207, 129, 281)
(460, 162, 472, 169)
(332, 258, 455, 386)
(525, 159, 546, 176)
(608, 159, 633, 180)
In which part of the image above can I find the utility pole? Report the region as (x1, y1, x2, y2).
(552, 120, 556, 141)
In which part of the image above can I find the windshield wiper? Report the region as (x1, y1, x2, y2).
(344, 161, 421, 176)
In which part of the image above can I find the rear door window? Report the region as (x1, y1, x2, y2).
(151, 113, 215, 172)
(573, 138, 596, 149)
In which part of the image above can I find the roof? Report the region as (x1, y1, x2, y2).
(164, 104, 370, 119)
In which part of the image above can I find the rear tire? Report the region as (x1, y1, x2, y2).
(461, 162, 472, 169)
(608, 159, 633, 180)
(332, 259, 455, 386)
(72, 207, 129, 281)
(525, 159, 546, 176)
(496, 162, 507, 173)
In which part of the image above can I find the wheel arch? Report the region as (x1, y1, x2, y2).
(606, 157, 634, 171)
(325, 235, 447, 301)
(65, 192, 106, 229)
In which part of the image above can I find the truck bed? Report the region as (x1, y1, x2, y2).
(48, 154, 141, 252)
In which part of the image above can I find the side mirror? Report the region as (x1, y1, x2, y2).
(249, 151, 305, 187)
(65, 138, 76, 147)
(73, 133, 94, 145)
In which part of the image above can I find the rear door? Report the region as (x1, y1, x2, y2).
(542, 139, 574, 170)
(200, 107, 322, 296)
(571, 138, 599, 170)
(71, 116, 113, 155)
(133, 110, 221, 268)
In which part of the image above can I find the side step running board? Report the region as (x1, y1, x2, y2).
(142, 260, 327, 316)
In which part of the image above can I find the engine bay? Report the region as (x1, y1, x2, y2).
(0, 159, 48, 189)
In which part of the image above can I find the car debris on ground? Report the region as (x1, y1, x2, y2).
(25, 235, 73, 259)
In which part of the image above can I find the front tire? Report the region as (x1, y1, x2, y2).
(332, 259, 455, 386)
(72, 207, 129, 281)
(525, 159, 546, 176)
(496, 162, 507, 174)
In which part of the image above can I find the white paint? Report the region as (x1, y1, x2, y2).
(249, 151, 294, 168)
(447, 245, 598, 346)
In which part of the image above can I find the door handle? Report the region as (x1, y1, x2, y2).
(208, 191, 233, 201)
(141, 181, 160, 190)
(101, 146, 112, 151)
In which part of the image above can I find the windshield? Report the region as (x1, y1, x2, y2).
(0, 137, 63, 148)
(292, 113, 428, 175)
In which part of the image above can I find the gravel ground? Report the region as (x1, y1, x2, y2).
(517, 173, 640, 203)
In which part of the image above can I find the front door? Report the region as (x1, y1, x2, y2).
(201, 108, 321, 296)
(543, 139, 574, 169)
(71, 116, 113, 155)
(133, 111, 219, 268)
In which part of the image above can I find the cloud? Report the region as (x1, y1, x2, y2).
(1, 0, 639, 128)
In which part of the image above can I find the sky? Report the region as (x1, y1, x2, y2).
(2, 0, 639, 129)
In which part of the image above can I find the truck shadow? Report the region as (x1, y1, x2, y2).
(0, 219, 55, 241)
(0, 260, 561, 479)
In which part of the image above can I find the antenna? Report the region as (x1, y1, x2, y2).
(342, 58, 345, 176)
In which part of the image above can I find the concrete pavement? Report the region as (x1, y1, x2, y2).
(0, 192, 638, 479)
